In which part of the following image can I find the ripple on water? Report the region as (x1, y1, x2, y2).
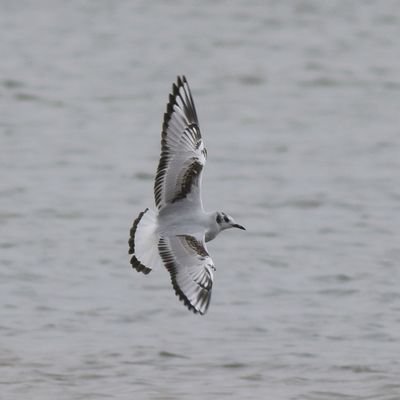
(134, 171, 154, 181)
(2, 79, 25, 89)
(221, 362, 247, 369)
(257, 197, 326, 210)
(312, 274, 354, 283)
(334, 364, 383, 374)
(240, 373, 263, 381)
(158, 351, 189, 359)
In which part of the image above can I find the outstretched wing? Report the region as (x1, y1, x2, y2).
(154, 76, 207, 211)
(158, 234, 215, 315)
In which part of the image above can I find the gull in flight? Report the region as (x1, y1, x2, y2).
(129, 76, 245, 315)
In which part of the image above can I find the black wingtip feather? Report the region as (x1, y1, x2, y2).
(177, 76, 186, 90)
(128, 208, 152, 274)
(130, 255, 152, 275)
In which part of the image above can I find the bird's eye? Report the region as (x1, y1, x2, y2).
(216, 215, 222, 223)
(223, 215, 229, 223)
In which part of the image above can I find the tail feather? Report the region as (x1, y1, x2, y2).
(129, 208, 162, 274)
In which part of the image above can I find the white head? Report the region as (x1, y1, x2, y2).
(205, 212, 245, 242)
(216, 211, 245, 232)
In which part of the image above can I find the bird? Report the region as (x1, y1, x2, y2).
(128, 76, 245, 315)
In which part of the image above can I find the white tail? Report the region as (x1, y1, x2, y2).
(129, 208, 162, 274)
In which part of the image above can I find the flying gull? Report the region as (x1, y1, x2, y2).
(128, 76, 245, 315)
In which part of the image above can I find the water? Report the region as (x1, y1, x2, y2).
(1, 1, 400, 399)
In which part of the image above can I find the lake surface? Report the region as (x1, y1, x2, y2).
(1, 1, 400, 399)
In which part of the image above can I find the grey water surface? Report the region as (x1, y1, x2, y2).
(1, 1, 400, 399)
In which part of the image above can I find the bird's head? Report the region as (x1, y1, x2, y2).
(215, 212, 246, 232)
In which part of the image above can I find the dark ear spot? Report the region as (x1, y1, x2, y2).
(216, 214, 222, 224)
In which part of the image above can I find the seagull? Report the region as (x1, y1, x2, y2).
(128, 76, 245, 315)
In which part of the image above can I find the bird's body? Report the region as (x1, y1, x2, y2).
(129, 76, 245, 315)
(157, 205, 219, 241)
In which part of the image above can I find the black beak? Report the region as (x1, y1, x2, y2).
(233, 224, 246, 230)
